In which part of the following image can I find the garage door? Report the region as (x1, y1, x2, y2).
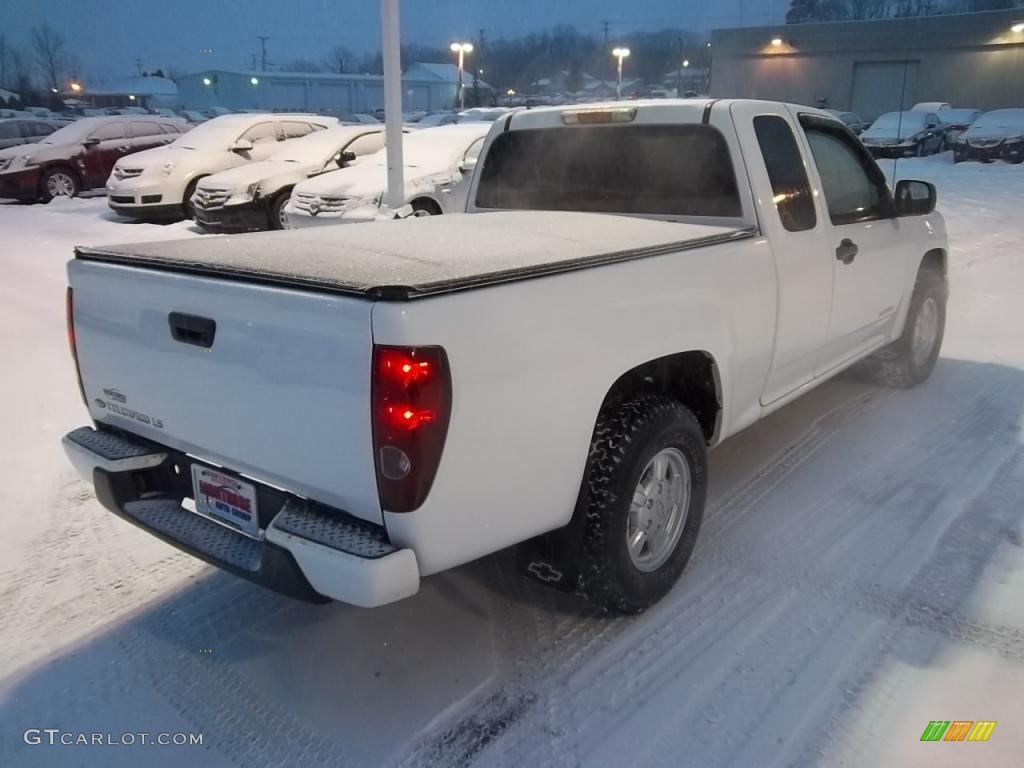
(850, 61, 919, 121)
(268, 81, 307, 111)
(316, 83, 353, 112)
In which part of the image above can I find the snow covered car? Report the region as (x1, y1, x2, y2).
(285, 122, 489, 227)
(191, 125, 387, 232)
(952, 109, 1024, 164)
(825, 110, 869, 135)
(939, 108, 982, 148)
(64, 100, 949, 613)
(0, 116, 186, 202)
(105, 113, 337, 221)
(861, 111, 945, 158)
(0, 117, 62, 150)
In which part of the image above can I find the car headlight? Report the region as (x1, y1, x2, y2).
(227, 182, 259, 204)
(160, 161, 176, 176)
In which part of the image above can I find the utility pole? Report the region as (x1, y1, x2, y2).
(135, 58, 142, 76)
(676, 38, 683, 96)
(257, 36, 270, 72)
(601, 20, 611, 85)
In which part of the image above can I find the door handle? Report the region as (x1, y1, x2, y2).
(835, 238, 858, 265)
(168, 312, 216, 348)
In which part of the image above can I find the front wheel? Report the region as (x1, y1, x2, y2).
(43, 167, 80, 201)
(577, 395, 707, 613)
(269, 189, 291, 230)
(856, 267, 947, 389)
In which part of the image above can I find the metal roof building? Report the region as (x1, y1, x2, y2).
(710, 9, 1024, 120)
(176, 63, 461, 114)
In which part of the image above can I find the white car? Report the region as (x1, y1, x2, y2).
(286, 122, 490, 227)
(191, 124, 388, 232)
(106, 113, 337, 221)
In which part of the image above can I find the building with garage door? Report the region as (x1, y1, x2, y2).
(176, 63, 461, 115)
(709, 9, 1024, 119)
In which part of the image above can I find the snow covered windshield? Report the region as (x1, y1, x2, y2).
(366, 126, 487, 169)
(475, 124, 741, 218)
(967, 109, 1024, 132)
(867, 112, 929, 137)
(272, 127, 361, 163)
(37, 117, 108, 145)
(171, 118, 250, 149)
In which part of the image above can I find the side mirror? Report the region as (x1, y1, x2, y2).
(459, 156, 478, 174)
(335, 150, 357, 168)
(894, 179, 936, 216)
(82, 137, 100, 148)
(230, 138, 254, 153)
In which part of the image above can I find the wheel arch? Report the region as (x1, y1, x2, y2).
(919, 247, 946, 277)
(409, 196, 443, 215)
(597, 350, 723, 444)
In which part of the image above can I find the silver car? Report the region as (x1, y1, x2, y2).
(0, 118, 62, 150)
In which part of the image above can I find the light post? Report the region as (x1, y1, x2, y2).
(612, 47, 630, 100)
(450, 41, 474, 110)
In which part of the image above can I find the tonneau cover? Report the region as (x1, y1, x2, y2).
(76, 210, 754, 300)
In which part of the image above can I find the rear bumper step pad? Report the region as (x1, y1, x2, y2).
(63, 426, 420, 607)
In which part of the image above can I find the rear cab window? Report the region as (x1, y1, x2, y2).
(474, 123, 742, 220)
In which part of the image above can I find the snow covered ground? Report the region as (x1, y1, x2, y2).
(1, 155, 1022, 767)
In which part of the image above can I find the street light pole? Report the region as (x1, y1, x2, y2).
(381, 0, 404, 210)
(450, 42, 474, 110)
(612, 47, 630, 100)
(676, 37, 683, 97)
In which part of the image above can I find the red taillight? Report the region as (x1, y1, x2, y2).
(371, 345, 451, 512)
(66, 287, 86, 405)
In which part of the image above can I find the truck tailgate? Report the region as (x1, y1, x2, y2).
(68, 258, 382, 524)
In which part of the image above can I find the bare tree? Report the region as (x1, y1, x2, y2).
(324, 45, 354, 74)
(31, 23, 67, 91)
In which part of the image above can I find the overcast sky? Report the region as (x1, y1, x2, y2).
(2, 0, 785, 82)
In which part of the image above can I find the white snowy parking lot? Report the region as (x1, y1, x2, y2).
(1, 157, 1023, 767)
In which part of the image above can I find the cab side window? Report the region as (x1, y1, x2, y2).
(800, 118, 892, 225)
(753, 115, 816, 232)
(239, 122, 278, 144)
(90, 123, 127, 142)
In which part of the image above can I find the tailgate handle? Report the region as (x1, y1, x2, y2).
(168, 312, 216, 348)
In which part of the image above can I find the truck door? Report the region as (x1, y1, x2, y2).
(729, 103, 835, 406)
(793, 112, 907, 375)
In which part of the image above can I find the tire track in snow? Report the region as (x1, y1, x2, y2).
(461, 370, 1021, 767)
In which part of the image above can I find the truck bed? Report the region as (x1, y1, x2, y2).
(76, 210, 754, 300)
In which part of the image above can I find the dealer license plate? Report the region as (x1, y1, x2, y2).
(190, 464, 260, 539)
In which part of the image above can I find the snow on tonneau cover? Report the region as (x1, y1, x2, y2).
(70, 212, 750, 525)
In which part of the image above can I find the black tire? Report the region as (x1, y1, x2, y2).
(182, 177, 203, 220)
(855, 267, 947, 389)
(41, 166, 80, 202)
(269, 188, 291, 230)
(577, 395, 707, 614)
(410, 198, 442, 216)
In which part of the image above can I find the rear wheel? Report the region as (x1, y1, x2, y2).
(577, 395, 707, 613)
(43, 167, 80, 201)
(855, 266, 947, 389)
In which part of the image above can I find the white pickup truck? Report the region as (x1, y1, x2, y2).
(63, 100, 948, 613)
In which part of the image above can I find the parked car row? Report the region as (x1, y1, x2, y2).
(851, 103, 1023, 163)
